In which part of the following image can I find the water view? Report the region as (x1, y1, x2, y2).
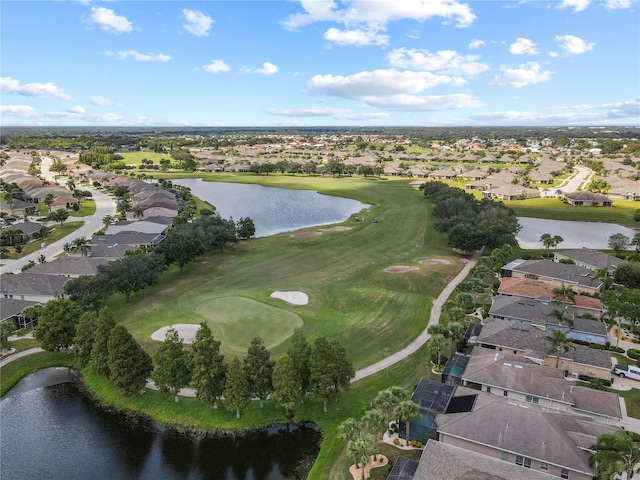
(1, 369, 321, 480)
(516, 217, 639, 249)
(172, 179, 369, 237)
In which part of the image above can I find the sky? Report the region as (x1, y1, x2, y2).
(1, 0, 639, 128)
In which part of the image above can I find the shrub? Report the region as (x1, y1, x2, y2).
(628, 349, 640, 360)
(393, 438, 400, 446)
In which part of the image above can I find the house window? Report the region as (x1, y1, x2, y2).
(560, 468, 569, 478)
(540, 462, 549, 471)
(525, 395, 539, 404)
(516, 455, 531, 468)
(503, 390, 508, 397)
(486, 386, 491, 393)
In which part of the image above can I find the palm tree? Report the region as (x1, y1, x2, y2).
(66, 179, 75, 191)
(132, 207, 144, 220)
(347, 432, 372, 480)
(426, 333, 449, 367)
(102, 215, 113, 228)
(71, 236, 91, 257)
(632, 232, 640, 253)
(546, 328, 570, 368)
(552, 235, 564, 252)
(395, 400, 421, 445)
(589, 429, 640, 480)
(552, 283, 576, 304)
(373, 388, 404, 429)
(448, 322, 466, 354)
(540, 233, 554, 256)
(548, 308, 567, 326)
(361, 409, 386, 461)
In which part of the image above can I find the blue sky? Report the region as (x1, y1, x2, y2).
(1, 0, 639, 127)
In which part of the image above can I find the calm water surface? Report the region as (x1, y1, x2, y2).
(516, 217, 639, 249)
(1, 369, 321, 480)
(172, 178, 369, 237)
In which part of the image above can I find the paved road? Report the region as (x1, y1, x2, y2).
(0, 159, 116, 274)
(352, 250, 482, 382)
(556, 166, 592, 193)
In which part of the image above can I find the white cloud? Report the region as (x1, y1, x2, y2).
(554, 34, 595, 54)
(202, 59, 231, 73)
(182, 9, 214, 37)
(509, 37, 538, 55)
(104, 50, 171, 62)
(89, 96, 113, 106)
(488, 62, 552, 88)
(364, 93, 483, 111)
(84, 7, 133, 34)
(324, 27, 389, 46)
(1, 77, 71, 101)
(268, 106, 389, 120)
(68, 105, 86, 114)
(284, 0, 476, 31)
(468, 39, 485, 49)
(407, 29, 421, 40)
(0, 105, 39, 118)
(308, 69, 454, 98)
(605, 0, 632, 9)
(387, 48, 490, 75)
(252, 62, 279, 75)
(557, 0, 590, 12)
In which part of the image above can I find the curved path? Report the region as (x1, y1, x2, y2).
(0, 159, 116, 274)
(352, 250, 481, 382)
(0, 347, 44, 368)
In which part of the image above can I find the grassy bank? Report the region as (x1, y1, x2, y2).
(0, 352, 75, 396)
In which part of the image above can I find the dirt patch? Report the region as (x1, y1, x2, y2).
(349, 455, 389, 480)
(384, 265, 419, 273)
(271, 291, 309, 305)
(318, 226, 352, 232)
(290, 231, 323, 237)
(151, 324, 200, 344)
(418, 259, 451, 265)
(410, 180, 426, 189)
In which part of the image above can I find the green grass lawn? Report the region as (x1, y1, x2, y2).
(619, 389, 640, 419)
(119, 151, 171, 167)
(0, 352, 75, 396)
(110, 174, 460, 368)
(6, 221, 84, 259)
(68, 199, 96, 217)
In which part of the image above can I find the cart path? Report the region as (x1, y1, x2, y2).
(352, 250, 482, 382)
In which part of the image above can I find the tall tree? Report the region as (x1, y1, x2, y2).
(73, 311, 98, 367)
(552, 283, 576, 304)
(243, 336, 275, 408)
(552, 235, 564, 251)
(97, 253, 166, 302)
(108, 324, 153, 395)
(287, 328, 311, 398)
(361, 409, 386, 461)
(156, 227, 204, 273)
(546, 328, 571, 368)
(152, 327, 192, 402)
(64, 275, 111, 315)
(426, 333, 449, 366)
(395, 400, 421, 445)
(589, 429, 640, 480)
(347, 432, 372, 480)
(374, 387, 404, 428)
(309, 336, 355, 412)
(608, 233, 631, 253)
(236, 217, 256, 240)
(271, 353, 303, 418)
(35, 299, 83, 352)
(71, 236, 91, 257)
(540, 233, 554, 255)
(189, 323, 226, 409)
(90, 307, 116, 376)
(21, 304, 43, 333)
(224, 356, 250, 419)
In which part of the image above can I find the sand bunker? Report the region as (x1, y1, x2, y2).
(410, 181, 426, 190)
(318, 226, 352, 232)
(418, 259, 450, 265)
(290, 231, 323, 237)
(384, 265, 420, 273)
(151, 324, 200, 344)
(271, 291, 309, 305)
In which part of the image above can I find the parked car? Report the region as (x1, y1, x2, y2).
(613, 364, 640, 381)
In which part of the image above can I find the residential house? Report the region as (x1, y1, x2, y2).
(0, 199, 33, 217)
(389, 440, 566, 480)
(476, 319, 612, 380)
(460, 348, 622, 423)
(0, 273, 68, 302)
(500, 259, 602, 294)
(25, 256, 110, 277)
(0, 298, 42, 329)
(553, 248, 624, 274)
(435, 390, 620, 480)
(428, 167, 458, 180)
(481, 185, 541, 201)
(563, 191, 612, 207)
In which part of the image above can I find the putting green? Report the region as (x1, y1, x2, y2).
(194, 296, 303, 354)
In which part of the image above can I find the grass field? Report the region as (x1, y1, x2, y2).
(110, 174, 461, 368)
(119, 151, 171, 166)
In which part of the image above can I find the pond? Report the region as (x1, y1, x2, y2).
(171, 178, 369, 237)
(0, 368, 321, 480)
(516, 217, 639, 249)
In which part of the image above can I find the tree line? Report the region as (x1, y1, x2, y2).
(420, 181, 521, 252)
(34, 304, 354, 419)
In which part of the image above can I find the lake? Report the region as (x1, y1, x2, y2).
(516, 217, 639, 249)
(171, 178, 369, 237)
(0, 368, 321, 480)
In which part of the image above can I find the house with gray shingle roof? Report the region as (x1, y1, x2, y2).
(500, 259, 602, 294)
(461, 349, 621, 423)
(0, 298, 42, 329)
(391, 439, 580, 480)
(435, 391, 620, 480)
(553, 248, 624, 274)
(25, 256, 110, 277)
(0, 273, 68, 302)
(563, 191, 612, 207)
